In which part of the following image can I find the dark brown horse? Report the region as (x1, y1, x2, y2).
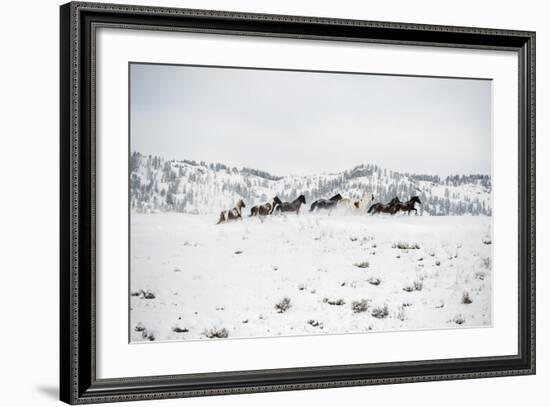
(393, 196, 422, 215)
(217, 199, 246, 224)
(367, 197, 401, 215)
(274, 195, 306, 214)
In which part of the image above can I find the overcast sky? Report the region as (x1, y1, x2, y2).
(130, 63, 492, 178)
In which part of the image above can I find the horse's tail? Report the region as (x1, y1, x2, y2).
(216, 211, 225, 224)
(310, 202, 317, 212)
(367, 203, 376, 214)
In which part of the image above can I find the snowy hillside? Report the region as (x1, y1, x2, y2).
(130, 152, 492, 216)
(130, 213, 492, 342)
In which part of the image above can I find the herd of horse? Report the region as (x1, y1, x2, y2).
(216, 193, 422, 224)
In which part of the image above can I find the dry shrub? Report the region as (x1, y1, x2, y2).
(371, 304, 389, 319)
(203, 327, 229, 339)
(351, 299, 370, 313)
(275, 297, 292, 313)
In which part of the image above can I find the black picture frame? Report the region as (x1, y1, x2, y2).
(60, 2, 536, 404)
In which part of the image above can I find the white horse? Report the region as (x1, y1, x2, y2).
(337, 197, 359, 210)
(356, 193, 376, 210)
(337, 193, 375, 211)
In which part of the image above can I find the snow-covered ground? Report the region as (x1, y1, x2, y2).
(130, 211, 492, 342)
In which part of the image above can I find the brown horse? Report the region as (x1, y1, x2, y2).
(393, 196, 422, 215)
(217, 199, 246, 224)
(250, 202, 273, 217)
(367, 197, 401, 215)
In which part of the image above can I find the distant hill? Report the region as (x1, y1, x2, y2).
(130, 152, 492, 216)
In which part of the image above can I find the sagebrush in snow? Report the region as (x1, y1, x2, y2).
(203, 327, 229, 339)
(307, 319, 323, 328)
(141, 329, 155, 341)
(353, 261, 369, 269)
(367, 277, 381, 286)
(393, 241, 420, 250)
(172, 326, 189, 333)
(324, 298, 345, 306)
(351, 299, 370, 313)
(481, 256, 491, 269)
(474, 271, 486, 280)
(396, 306, 407, 321)
(403, 280, 423, 292)
(275, 297, 291, 313)
(133, 289, 155, 299)
(461, 292, 473, 304)
(453, 314, 466, 325)
(371, 304, 389, 319)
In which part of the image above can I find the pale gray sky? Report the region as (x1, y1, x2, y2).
(130, 63, 492, 178)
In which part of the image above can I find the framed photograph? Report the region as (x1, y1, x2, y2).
(60, 2, 535, 404)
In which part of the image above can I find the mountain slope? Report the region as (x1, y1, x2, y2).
(130, 152, 491, 216)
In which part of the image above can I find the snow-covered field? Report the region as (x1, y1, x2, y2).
(130, 212, 492, 342)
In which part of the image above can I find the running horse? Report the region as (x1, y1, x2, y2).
(274, 195, 306, 214)
(367, 197, 401, 215)
(338, 193, 375, 211)
(309, 194, 342, 212)
(216, 199, 246, 224)
(250, 196, 279, 217)
(393, 196, 422, 215)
